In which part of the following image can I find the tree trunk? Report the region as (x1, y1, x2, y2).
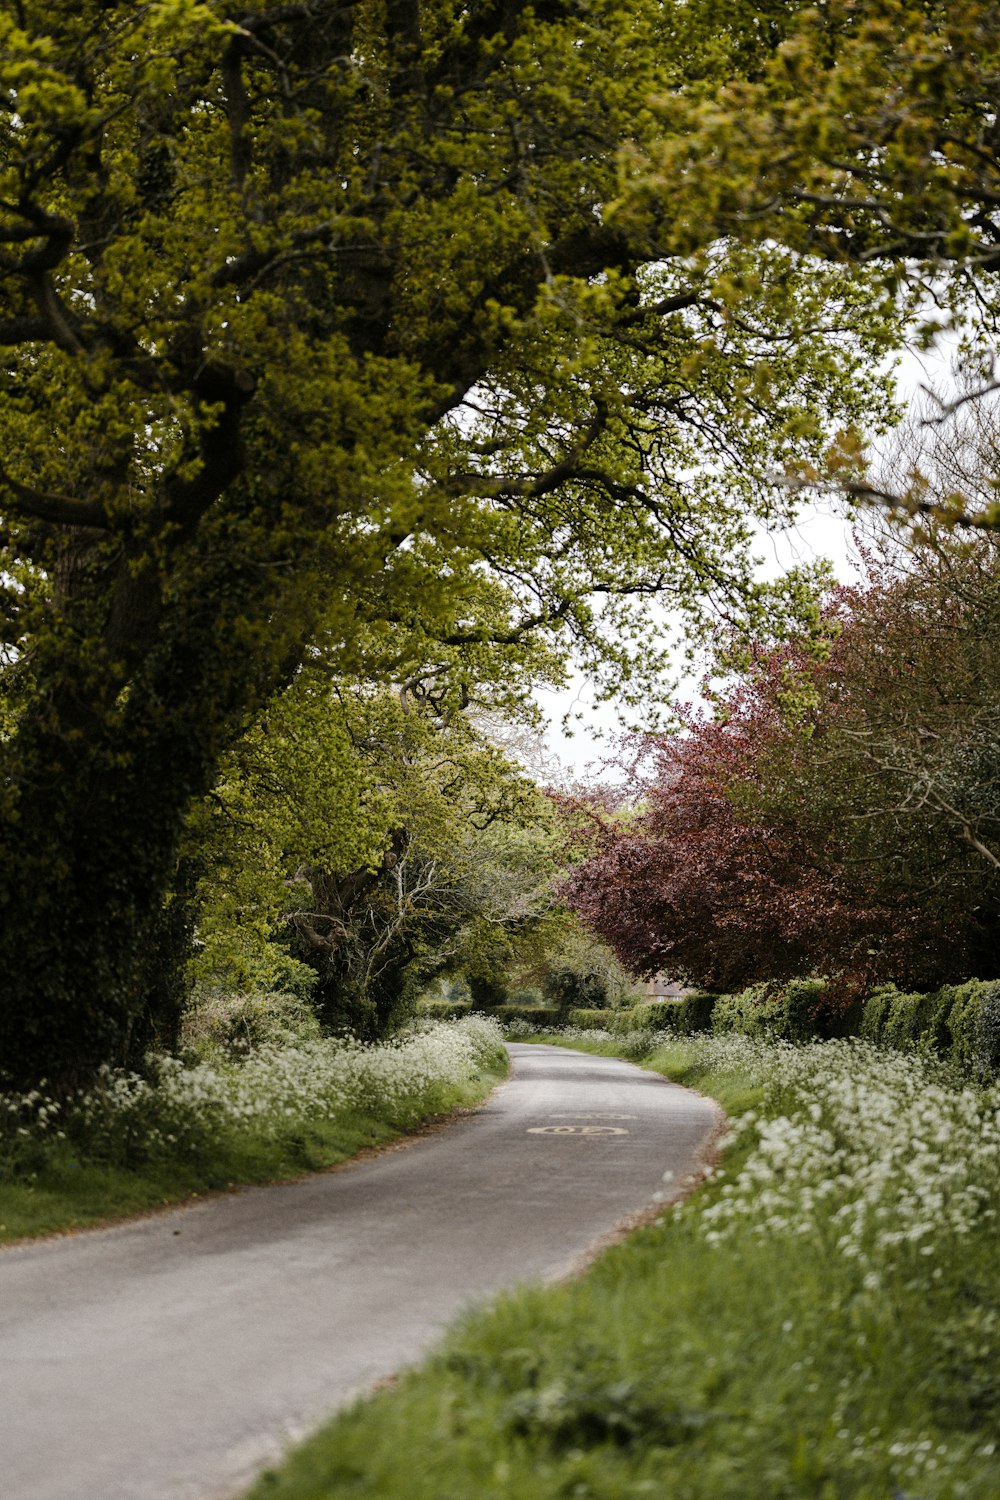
(0, 715, 207, 1091)
(0, 565, 295, 1093)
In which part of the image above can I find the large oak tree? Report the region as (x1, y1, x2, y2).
(0, 0, 891, 1087)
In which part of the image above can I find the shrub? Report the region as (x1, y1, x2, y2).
(781, 977, 833, 1040)
(605, 1001, 678, 1035)
(565, 1008, 617, 1030)
(180, 991, 323, 1058)
(489, 1004, 558, 1029)
(674, 991, 717, 1035)
(542, 964, 610, 1013)
(858, 978, 1000, 1078)
(975, 981, 1000, 1077)
(942, 979, 1000, 1080)
(859, 984, 898, 1043)
(711, 979, 832, 1042)
(507, 987, 545, 1008)
(467, 973, 509, 1009)
(711, 983, 772, 1037)
(416, 1000, 473, 1021)
(881, 988, 929, 1050)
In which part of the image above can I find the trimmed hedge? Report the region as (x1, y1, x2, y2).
(416, 1000, 473, 1021)
(484, 1004, 560, 1029)
(693, 975, 1000, 1079)
(613, 1001, 682, 1033)
(711, 978, 833, 1043)
(535, 1003, 683, 1034)
(459, 969, 1000, 1080)
(565, 1008, 617, 1030)
(860, 979, 1000, 1080)
(673, 991, 717, 1035)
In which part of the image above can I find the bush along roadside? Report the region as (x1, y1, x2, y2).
(0, 1014, 507, 1243)
(247, 1030, 1000, 1500)
(560, 976, 1000, 1079)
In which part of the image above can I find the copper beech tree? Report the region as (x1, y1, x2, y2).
(562, 535, 1000, 999)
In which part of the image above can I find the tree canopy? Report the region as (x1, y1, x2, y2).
(630, 0, 1000, 523)
(0, 0, 901, 1087)
(189, 668, 563, 1037)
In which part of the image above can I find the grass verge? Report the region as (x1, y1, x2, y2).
(245, 1032, 1000, 1500)
(0, 1047, 507, 1246)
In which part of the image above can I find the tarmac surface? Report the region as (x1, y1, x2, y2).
(0, 1042, 720, 1500)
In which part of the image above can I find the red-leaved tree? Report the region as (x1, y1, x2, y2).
(562, 535, 1000, 996)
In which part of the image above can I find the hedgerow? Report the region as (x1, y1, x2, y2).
(559, 976, 1000, 1078)
(0, 1016, 506, 1181)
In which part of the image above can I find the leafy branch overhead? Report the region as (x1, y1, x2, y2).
(627, 0, 1000, 525)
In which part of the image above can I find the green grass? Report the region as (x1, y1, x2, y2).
(244, 1037, 1000, 1500)
(0, 1066, 506, 1244)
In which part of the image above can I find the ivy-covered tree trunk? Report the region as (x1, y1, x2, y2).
(0, 550, 294, 1091)
(286, 839, 422, 1041)
(0, 732, 198, 1090)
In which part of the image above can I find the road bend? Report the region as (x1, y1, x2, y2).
(0, 1043, 719, 1500)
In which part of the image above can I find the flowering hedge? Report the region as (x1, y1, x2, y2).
(0, 1016, 506, 1178)
(696, 1035, 999, 1264)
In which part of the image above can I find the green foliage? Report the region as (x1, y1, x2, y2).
(630, 0, 1000, 532)
(533, 1001, 685, 1035)
(467, 974, 511, 1011)
(675, 991, 717, 1035)
(861, 979, 1000, 1080)
(711, 978, 830, 1042)
(487, 1005, 558, 1029)
(180, 992, 323, 1060)
(564, 1008, 617, 1031)
(188, 675, 564, 1039)
(188, 945, 319, 1007)
(974, 983, 1000, 1077)
(522, 922, 641, 1017)
(612, 1001, 681, 1034)
(539, 972, 1000, 1081)
(694, 974, 1000, 1079)
(0, 0, 901, 1089)
(414, 1000, 472, 1022)
(541, 965, 610, 1013)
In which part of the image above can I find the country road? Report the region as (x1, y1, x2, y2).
(0, 1043, 719, 1500)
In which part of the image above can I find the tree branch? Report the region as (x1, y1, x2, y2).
(0, 462, 109, 530)
(162, 363, 256, 526)
(0, 315, 51, 345)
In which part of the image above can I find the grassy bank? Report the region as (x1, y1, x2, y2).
(0, 1015, 507, 1244)
(246, 1032, 1000, 1500)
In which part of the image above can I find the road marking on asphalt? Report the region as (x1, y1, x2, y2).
(526, 1126, 631, 1136)
(548, 1113, 637, 1120)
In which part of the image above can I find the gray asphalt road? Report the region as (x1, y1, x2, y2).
(0, 1043, 719, 1500)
